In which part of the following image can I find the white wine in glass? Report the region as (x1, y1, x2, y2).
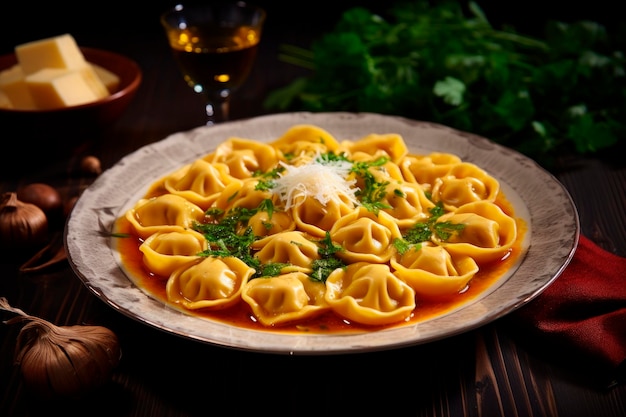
(161, 2, 266, 125)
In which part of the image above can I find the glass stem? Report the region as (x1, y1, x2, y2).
(204, 91, 230, 126)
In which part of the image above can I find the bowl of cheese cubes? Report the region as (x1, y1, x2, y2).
(0, 33, 141, 158)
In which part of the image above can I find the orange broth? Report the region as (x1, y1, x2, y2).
(114, 192, 527, 335)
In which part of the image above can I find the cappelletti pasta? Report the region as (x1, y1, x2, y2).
(121, 124, 522, 330)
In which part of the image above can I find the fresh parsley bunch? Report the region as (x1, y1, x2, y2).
(264, 1, 625, 166)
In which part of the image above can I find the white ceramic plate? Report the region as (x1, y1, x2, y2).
(65, 112, 579, 354)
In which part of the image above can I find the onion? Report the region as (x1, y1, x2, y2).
(0, 192, 48, 250)
(0, 297, 121, 399)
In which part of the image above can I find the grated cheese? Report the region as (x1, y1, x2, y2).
(272, 158, 359, 210)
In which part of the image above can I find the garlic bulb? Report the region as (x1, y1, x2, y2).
(0, 192, 48, 250)
(0, 297, 121, 399)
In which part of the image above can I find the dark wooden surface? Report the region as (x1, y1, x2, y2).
(1, 2, 625, 416)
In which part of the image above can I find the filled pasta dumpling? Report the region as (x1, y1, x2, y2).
(325, 262, 415, 326)
(434, 200, 517, 263)
(291, 193, 355, 238)
(139, 229, 207, 278)
(247, 210, 295, 237)
(204, 137, 280, 179)
(270, 124, 340, 164)
(379, 181, 436, 228)
(252, 231, 320, 274)
(391, 243, 479, 297)
(166, 256, 255, 310)
(241, 272, 329, 326)
(400, 152, 462, 188)
(330, 206, 401, 264)
(346, 154, 405, 198)
(340, 133, 408, 164)
(125, 194, 205, 239)
(430, 162, 500, 211)
(213, 177, 275, 212)
(163, 159, 241, 210)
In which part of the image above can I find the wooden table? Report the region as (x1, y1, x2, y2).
(1, 3, 625, 416)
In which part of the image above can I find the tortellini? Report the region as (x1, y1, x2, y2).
(391, 243, 479, 298)
(242, 272, 329, 326)
(430, 162, 500, 210)
(379, 181, 435, 228)
(339, 133, 408, 164)
(291, 193, 355, 238)
(434, 200, 517, 263)
(247, 210, 295, 237)
(330, 207, 401, 264)
(139, 229, 207, 277)
(121, 124, 523, 331)
(204, 137, 280, 179)
(125, 194, 205, 239)
(325, 263, 415, 326)
(400, 152, 462, 188)
(162, 160, 241, 210)
(213, 177, 274, 212)
(166, 256, 255, 310)
(252, 231, 320, 274)
(270, 124, 340, 164)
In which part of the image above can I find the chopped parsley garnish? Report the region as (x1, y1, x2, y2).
(255, 180, 275, 192)
(429, 203, 445, 218)
(254, 166, 284, 191)
(350, 156, 393, 214)
(393, 238, 421, 256)
(259, 262, 290, 277)
(404, 222, 434, 244)
(432, 221, 466, 241)
(315, 151, 350, 164)
(195, 200, 347, 281)
(316, 231, 343, 258)
(257, 198, 274, 219)
(195, 204, 264, 274)
(195, 220, 260, 271)
(310, 232, 346, 282)
(394, 202, 465, 254)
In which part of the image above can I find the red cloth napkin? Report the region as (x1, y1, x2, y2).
(509, 234, 626, 389)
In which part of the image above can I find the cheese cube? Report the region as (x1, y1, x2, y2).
(26, 68, 102, 109)
(4, 34, 114, 109)
(91, 63, 120, 93)
(0, 65, 36, 109)
(0, 90, 13, 109)
(16, 33, 87, 75)
(79, 65, 110, 99)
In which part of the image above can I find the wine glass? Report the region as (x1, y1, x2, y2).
(160, 2, 266, 125)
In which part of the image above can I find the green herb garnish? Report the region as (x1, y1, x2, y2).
(196, 200, 345, 280)
(395, 202, 465, 253)
(259, 262, 290, 277)
(264, 1, 625, 166)
(310, 232, 346, 282)
(254, 166, 284, 191)
(194, 204, 264, 274)
(350, 156, 392, 214)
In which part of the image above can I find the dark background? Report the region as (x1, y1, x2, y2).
(1, 1, 621, 55)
